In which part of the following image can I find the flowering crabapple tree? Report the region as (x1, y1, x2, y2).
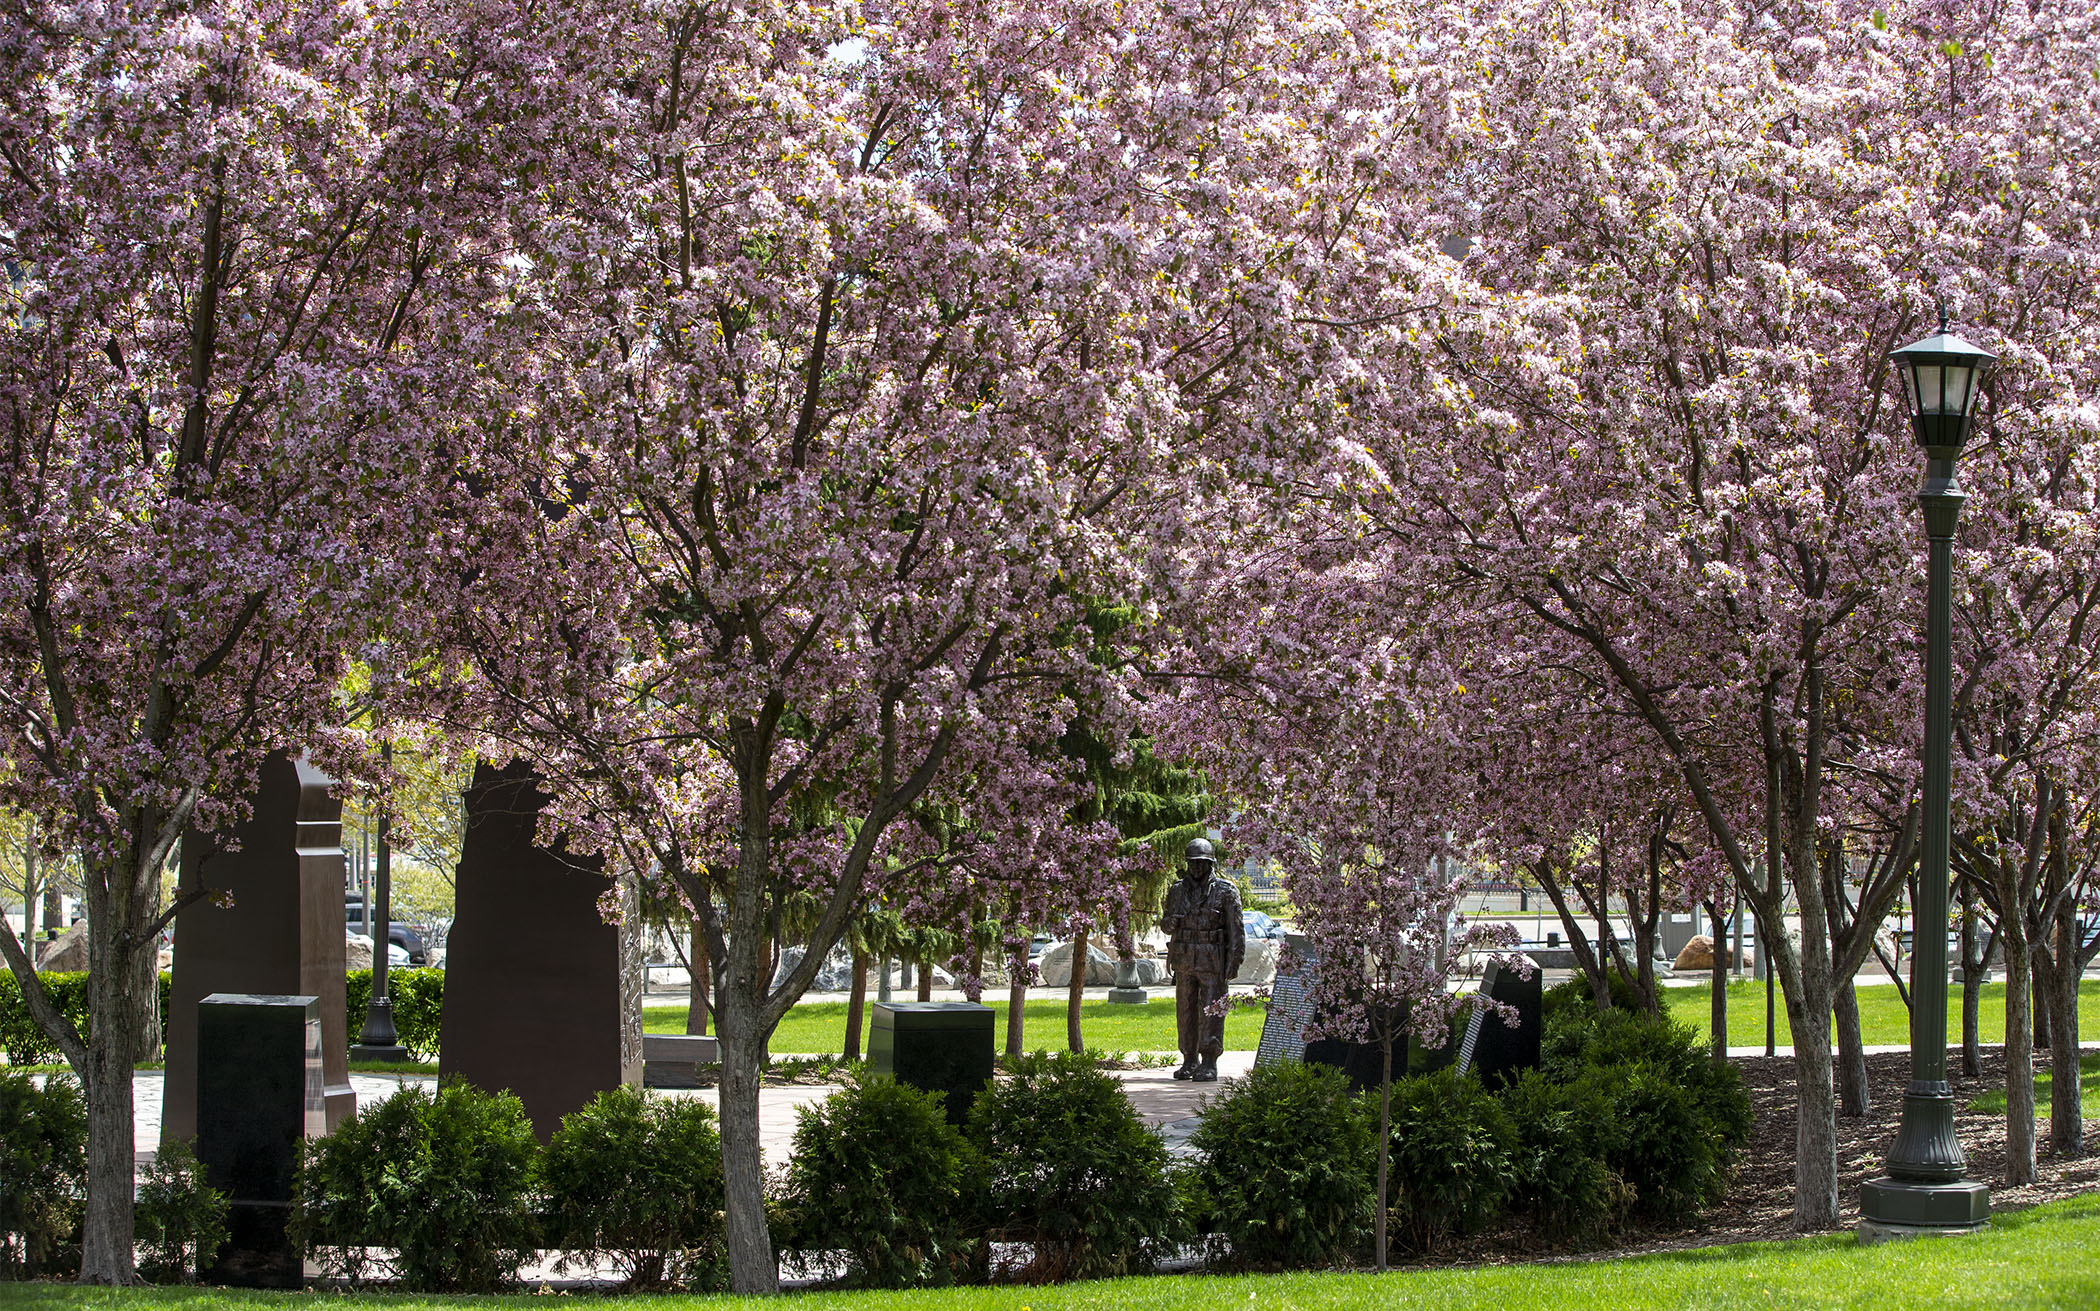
(1238, 0, 2100, 1229)
(418, 0, 1387, 1290)
(0, 2, 542, 1281)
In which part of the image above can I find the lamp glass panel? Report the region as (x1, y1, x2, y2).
(1900, 363, 1919, 416)
(1942, 365, 1972, 416)
(1915, 364, 1944, 414)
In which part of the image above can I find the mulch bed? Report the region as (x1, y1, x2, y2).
(1429, 1045, 2100, 1268)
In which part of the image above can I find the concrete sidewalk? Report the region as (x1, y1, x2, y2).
(122, 1051, 1259, 1168)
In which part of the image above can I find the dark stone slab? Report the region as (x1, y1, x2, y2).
(1454, 956, 1542, 1087)
(1261, 941, 1539, 1092)
(196, 993, 322, 1288)
(166, 753, 352, 1145)
(868, 1001, 994, 1124)
(439, 761, 640, 1141)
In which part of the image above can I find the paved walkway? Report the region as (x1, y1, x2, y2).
(124, 1052, 1257, 1167)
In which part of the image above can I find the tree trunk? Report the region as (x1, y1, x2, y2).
(1960, 881, 1982, 1077)
(916, 952, 934, 1002)
(1776, 951, 1839, 1228)
(842, 948, 868, 1061)
(1706, 899, 1728, 1064)
(1833, 977, 1870, 1118)
(715, 1000, 775, 1293)
(685, 921, 711, 1036)
(2032, 969, 2051, 1052)
(1066, 933, 1087, 1053)
(1006, 950, 1028, 1057)
(2002, 917, 2037, 1185)
(1375, 1035, 1393, 1272)
(80, 949, 143, 1283)
(963, 939, 984, 1004)
(2046, 907, 2082, 1155)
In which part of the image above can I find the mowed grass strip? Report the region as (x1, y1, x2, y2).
(3, 1195, 2096, 1310)
(642, 979, 2100, 1055)
(1969, 1051, 2100, 1119)
(643, 997, 1269, 1054)
(1659, 978, 2100, 1050)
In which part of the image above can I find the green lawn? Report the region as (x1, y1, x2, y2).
(643, 998, 1270, 1054)
(3, 1194, 2097, 1309)
(642, 979, 2100, 1056)
(1658, 978, 2100, 1050)
(1968, 1052, 2100, 1119)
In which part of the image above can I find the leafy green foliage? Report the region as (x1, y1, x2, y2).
(135, 1139, 229, 1284)
(543, 1087, 725, 1290)
(781, 1077, 983, 1288)
(1542, 1008, 1749, 1220)
(342, 969, 445, 1059)
(1382, 1069, 1517, 1252)
(969, 1051, 1183, 1281)
(1187, 1060, 1373, 1269)
(0, 972, 90, 1065)
(296, 1083, 539, 1291)
(1495, 1069, 1627, 1243)
(1539, 972, 1642, 1030)
(0, 1070, 85, 1278)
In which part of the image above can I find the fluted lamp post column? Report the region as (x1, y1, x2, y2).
(351, 748, 410, 1064)
(1858, 311, 1998, 1243)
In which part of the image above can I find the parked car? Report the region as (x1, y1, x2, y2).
(344, 905, 429, 966)
(1242, 909, 1285, 939)
(348, 932, 411, 969)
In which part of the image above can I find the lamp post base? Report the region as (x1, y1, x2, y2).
(1857, 1177, 1989, 1242)
(1105, 987, 1148, 1004)
(349, 1043, 412, 1064)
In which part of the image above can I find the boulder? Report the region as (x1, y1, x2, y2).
(770, 945, 857, 993)
(1132, 957, 1169, 986)
(1231, 937, 1280, 985)
(1674, 935, 1714, 971)
(1037, 940, 1117, 988)
(345, 934, 375, 971)
(1673, 934, 1750, 971)
(37, 924, 89, 972)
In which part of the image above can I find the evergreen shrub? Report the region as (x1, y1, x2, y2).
(1187, 1060, 1373, 1268)
(0, 1070, 86, 1278)
(1496, 1068, 1627, 1243)
(1543, 1008, 1750, 1219)
(544, 1086, 725, 1290)
(297, 1082, 539, 1291)
(970, 1051, 1182, 1281)
(781, 1077, 981, 1287)
(135, 1138, 229, 1283)
(1381, 1068, 1516, 1251)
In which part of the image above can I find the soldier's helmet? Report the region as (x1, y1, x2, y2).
(1184, 838, 1216, 866)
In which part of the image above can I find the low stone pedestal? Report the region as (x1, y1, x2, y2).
(1106, 957, 1148, 1005)
(642, 1033, 720, 1089)
(1857, 1176, 1990, 1244)
(196, 994, 323, 1288)
(868, 1001, 994, 1124)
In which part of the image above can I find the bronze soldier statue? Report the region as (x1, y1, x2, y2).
(1160, 838, 1245, 1082)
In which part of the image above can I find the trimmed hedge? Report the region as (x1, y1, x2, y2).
(2, 969, 445, 1065)
(0, 972, 92, 1066)
(342, 969, 445, 1059)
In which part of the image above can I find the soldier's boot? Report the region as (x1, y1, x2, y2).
(1191, 1057, 1219, 1082)
(1172, 1058, 1197, 1080)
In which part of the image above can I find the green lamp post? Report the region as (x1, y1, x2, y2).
(1858, 311, 1998, 1241)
